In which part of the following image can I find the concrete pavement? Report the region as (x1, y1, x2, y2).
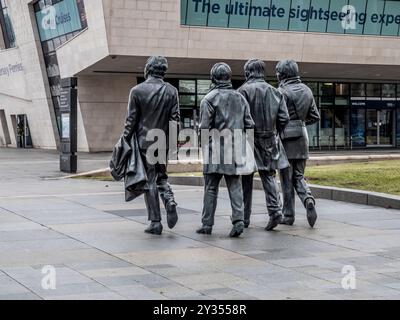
(1, 148, 400, 300)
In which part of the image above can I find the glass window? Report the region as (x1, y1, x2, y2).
(269, 0, 291, 31)
(363, 0, 385, 36)
(319, 83, 334, 96)
(308, 0, 329, 33)
(304, 82, 318, 95)
(326, 0, 347, 34)
(320, 107, 334, 147)
(344, 0, 367, 35)
(249, 0, 271, 30)
(351, 108, 366, 147)
(336, 83, 349, 96)
(229, 0, 250, 28)
(179, 80, 196, 93)
(197, 94, 206, 107)
(307, 122, 319, 148)
(269, 80, 278, 89)
(351, 83, 366, 97)
(197, 80, 211, 94)
(366, 83, 381, 97)
(382, 84, 396, 98)
(180, 0, 188, 24)
(208, 0, 230, 27)
(335, 97, 349, 106)
(179, 95, 195, 106)
(0, 0, 16, 48)
(382, 0, 400, 36)
(335, 107, 350, 147)
(185, 0, 208, 26)
(397, 109, 400, 146)
(289, 0, 311, 32)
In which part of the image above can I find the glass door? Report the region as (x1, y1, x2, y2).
(366, 109, 394, 146)
(366, 110, 378, 146)
(379, 109, 394, 146)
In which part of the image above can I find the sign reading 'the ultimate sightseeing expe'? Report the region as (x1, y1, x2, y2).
(181, 0, 400, 37)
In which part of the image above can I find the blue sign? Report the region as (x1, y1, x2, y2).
(182, 0, 400, 37)
(351, 100, 398, 109)
(36, 0, 83, 42)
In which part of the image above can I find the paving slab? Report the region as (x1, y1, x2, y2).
(1, 148, 400, 299)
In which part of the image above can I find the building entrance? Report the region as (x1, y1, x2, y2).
(366, 109, 394, 146)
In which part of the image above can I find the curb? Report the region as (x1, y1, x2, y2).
(62, 167, 400, 211)
(168, 176, 400, 211)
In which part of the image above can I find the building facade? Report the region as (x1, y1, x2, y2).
(1, 0, 400, 152)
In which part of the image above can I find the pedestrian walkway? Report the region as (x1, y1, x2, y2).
(1, 148, 400, 299)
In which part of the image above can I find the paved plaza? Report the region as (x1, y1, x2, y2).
(1, 148, 400, 300)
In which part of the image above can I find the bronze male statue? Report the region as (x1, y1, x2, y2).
(122, 56, 180, 235)
(238, 59, 290, 231)
(276, 59, 321, 228)
(197, 62, 255, 237)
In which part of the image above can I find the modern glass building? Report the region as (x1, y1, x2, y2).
(1, 0, 400, 152)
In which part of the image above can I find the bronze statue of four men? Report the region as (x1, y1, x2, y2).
(117, 56, 321, 236)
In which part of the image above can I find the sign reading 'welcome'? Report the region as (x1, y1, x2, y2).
(181, 0, 400, 37)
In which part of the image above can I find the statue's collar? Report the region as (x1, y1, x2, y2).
(246, 76, 265, 84)
(210, 82, 233, 91)
(146, 76, 164, 83)
(280, 77, 301, 85)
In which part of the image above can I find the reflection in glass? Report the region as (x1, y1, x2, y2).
(335, 107, 350, 147)
(304, 82, 318, 95)
(364, 0, 385, 35)
(351, 108, 366, 147)
(179, 95, 195, 106)
(397, 109, 400, 147)
(382, 84, 396, 98)
(366, 83, 381, 97)
(379, 110, 394, 145)
(179, 80, 196, 93)
(197, 94, 206, 107)
(320, 83, 334, 96)
(289, 0, 311, 32)
(351, 83, 366, 97)
(336, 83, 349, 96)
(197, 80, 211, 94)
(307, 122, 319, 148)
(366, 109, 378, 145)
(320, 108, 334, 147)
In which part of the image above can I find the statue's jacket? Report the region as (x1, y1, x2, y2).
(200, 82, 256, 176)
(109, 133, 148, 202)
(278, 77, 321, 160)
(110, 76, 180, 201)
(238, 77, 290, 171)
(122, 76, 180, 151)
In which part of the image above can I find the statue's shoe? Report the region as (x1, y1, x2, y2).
(306, 200, 317, 228)
(229, 221, 244, 238)
(196, 225, 213, 235)
(244, 219, 250, 229)
(144, 222, 163, 235)
(265, 213, 282, 231)
(166, 202, 178, 229)
(280, 216, 295, 226)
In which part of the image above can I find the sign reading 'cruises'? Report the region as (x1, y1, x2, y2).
(181, 0, 400, 37)
(35, 0, 83, 42)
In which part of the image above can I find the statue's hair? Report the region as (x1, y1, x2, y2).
(145, 56, 168, 78)
(276, 59, 299, 80)
(210, 62, 232, 84)
(244, 59, 265, 79)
